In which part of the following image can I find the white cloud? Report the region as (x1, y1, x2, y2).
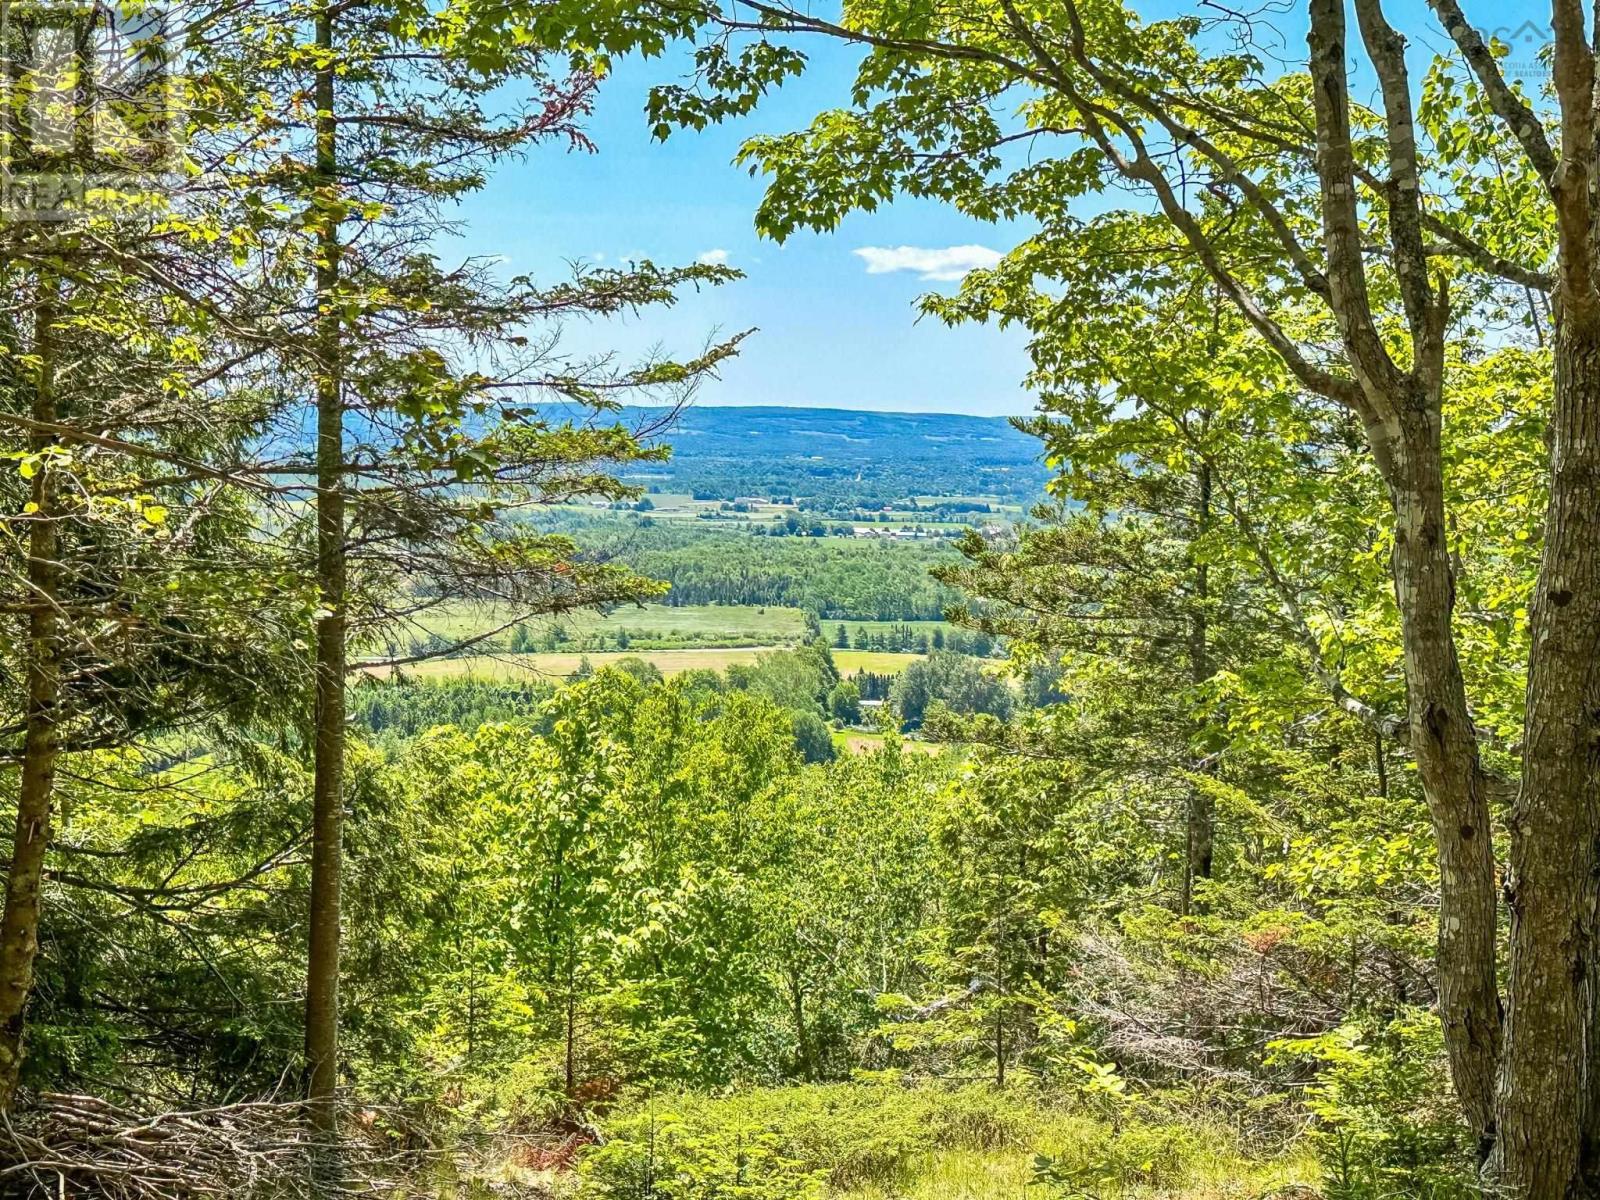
(697, 248, 731, 266)
(852, 243, 1003, 282)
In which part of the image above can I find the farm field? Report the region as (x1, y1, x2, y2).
(378, 647, 773, 681)
(392, 601, 961, 664)
(373, 646, 926, 682)
(911, 492, 1027, 510)
(405, 600, 812, 652)
(832, 649, 925, 674)
(555, 492, 805, 524)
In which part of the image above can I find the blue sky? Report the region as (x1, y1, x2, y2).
(450, 44, 1036, 417)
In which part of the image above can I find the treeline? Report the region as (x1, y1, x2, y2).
(552, 522, 965, 620)
(832, 622, 997, 656)
(356, 639, 1029, 749)
(850, 670, 894, 702)
(351, 678, 555, 740)
(534, 511, 965, 619)
(797, 499, 1002, 520)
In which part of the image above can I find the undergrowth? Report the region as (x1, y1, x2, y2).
(572, 1080, 1319, 1200)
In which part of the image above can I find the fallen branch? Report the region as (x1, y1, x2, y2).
(0, 1092, 425, 1199)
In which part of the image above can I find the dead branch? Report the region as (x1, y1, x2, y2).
(0, 1093, 427, 1199)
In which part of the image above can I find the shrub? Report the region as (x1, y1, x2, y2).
(1270, 1013, 1475, 1200)
(1034, 1122, 1205, 1195)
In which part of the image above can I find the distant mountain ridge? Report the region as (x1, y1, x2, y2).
(616, 405, 1048, 505)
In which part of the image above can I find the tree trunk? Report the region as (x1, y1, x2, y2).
(1181, 462, 1215, 918)
(789, 970, 813, 1080)
(993, 911, 1005, 1088)
(1499, 318, 1600, 1197)
(993, 1000, 1004, 1089)
(304, 0, 345, 1149)
(1375, 401, 1501, 1153)
(564, 956, 576, 1096)
(0, 284, 61, 1106)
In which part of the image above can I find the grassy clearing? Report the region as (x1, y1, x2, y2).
(833, 650, 924, 675)
(832, 730, 945, 756)
(910, 494, 1027, 513)
(832, 1143, 1318, 1200)
(910, 494, 1005, 506)
(565, 1082, 1319, 1200)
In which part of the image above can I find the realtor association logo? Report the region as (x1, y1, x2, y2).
(0, 0, 186, 220)
(1489, 19, 1553, 82)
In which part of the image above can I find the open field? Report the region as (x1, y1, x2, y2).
(833, 650, 924, 674)
(370, 645, 927, 683)
(546, 496, 1007, 535)
(570, 492, 804, 524)
(406, 601, 811, 652)
(376, 647, 777, 681)
(831, 1145, 1319, 1200)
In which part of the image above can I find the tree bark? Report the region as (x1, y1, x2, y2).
(1181, 462, 1215, 918)
(1500, 317, 1600, 1198)
(304, 0, 345, 1150)
(1372, 398, 1502, 1155)
(0, 283, 61, 1106)
(564, 954, 577, 1096)
(788, 969, 813, 1080)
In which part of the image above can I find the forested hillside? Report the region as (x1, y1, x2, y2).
(612, 405, 1049, 507)
(0, 0, 1588, 1197)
